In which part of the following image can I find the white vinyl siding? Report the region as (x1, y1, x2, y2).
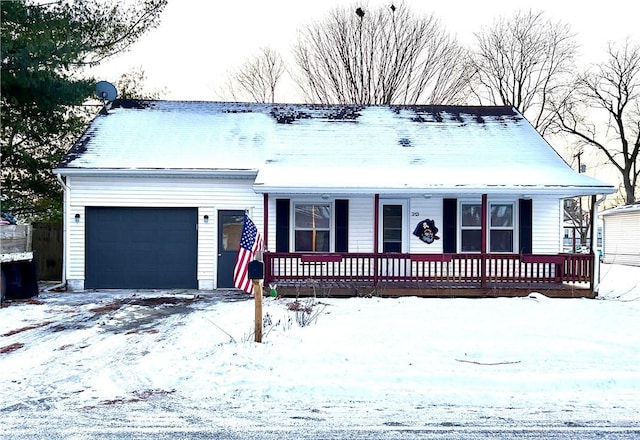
(65, 175, 263, 289)
(198, 207, 215, 289)
(347, 197, 374, 253)
(602, 208, 640, 266)
(408, 197, 443, 254)
(532, 197, 562, 254)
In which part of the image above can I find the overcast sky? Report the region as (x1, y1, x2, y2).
(92, 0, 638, 102)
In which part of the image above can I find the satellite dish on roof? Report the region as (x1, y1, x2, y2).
(95, 81, 118, 102)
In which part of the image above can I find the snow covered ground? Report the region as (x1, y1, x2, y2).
(1, 263, 639, 438)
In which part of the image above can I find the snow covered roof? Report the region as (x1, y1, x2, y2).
(55, 100, 615, 197)
(601, 201, 640, 217)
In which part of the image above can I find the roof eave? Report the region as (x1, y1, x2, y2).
(53, 168, 259, 179)
(601, 203, 640, 216)
(253, 184, 617, 198)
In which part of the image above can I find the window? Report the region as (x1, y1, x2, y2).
(459, 201, 515, 253)
(294, 203, 330, 252)
(490, 203, 514, 252)
(460, 203, 482, 252)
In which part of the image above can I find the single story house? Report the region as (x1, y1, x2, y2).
(600, 201, 640, 267)
(53, 100, 616, 297)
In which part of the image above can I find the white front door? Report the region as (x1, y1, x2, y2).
(378, 200, 408, 253)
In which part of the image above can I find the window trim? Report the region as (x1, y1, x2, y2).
(458, 200, 518, 253)
(291, 200, 333, 252)
(459, 201, 482, 252)
(489, 202, 516, 253)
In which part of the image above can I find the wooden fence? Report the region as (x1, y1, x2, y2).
(32, 223, 63, 281)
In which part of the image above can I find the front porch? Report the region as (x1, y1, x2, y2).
(263, 252, 595, 298)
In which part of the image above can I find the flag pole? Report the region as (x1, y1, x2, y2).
(238, 214, 264, 343)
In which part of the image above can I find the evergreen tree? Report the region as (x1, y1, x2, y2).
(1, 0, 167, 220)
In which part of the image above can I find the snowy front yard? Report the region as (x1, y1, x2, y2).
(1, 264, 639, 437)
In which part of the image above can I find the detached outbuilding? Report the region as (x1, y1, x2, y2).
(54, 100, 615, 297)
(601, 202, 640, 267)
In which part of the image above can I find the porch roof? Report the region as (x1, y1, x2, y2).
(55, 100, 615, 198)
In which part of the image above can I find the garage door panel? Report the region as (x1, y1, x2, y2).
(86, 207, 197, 289)
(133, 230, 157, 243)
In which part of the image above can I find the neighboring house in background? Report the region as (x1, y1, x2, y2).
(562, 220, 602, 254)
(600, 201, 640, 267)
(53, 100, 616, 297)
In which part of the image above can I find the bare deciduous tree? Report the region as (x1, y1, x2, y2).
(552, 38, 640, 205)
(292, 3, 471, 105)
(563, 198, 591, 252)
(221, 47, 284, 103)
(469, 10, 577, 134)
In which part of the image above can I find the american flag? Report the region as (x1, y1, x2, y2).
(233, 215, 264, 294)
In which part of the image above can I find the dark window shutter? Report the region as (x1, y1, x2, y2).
(519, 199, 533, 254)
(335, 199, 349, 252)
(275, 199, 290, 252)
(443, 198, 457, 253)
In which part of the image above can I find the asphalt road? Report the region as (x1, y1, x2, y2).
(2, 405, 639, 440)
(4, 425, 640, 439)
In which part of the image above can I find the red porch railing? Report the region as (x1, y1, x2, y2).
(263, 252, 593, 288)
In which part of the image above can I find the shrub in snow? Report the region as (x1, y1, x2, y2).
(287, 298, 326, 327)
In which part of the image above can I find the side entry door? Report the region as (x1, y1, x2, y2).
(217, 210, 245, 288)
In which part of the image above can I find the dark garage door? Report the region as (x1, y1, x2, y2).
(85, 207, 198, 289)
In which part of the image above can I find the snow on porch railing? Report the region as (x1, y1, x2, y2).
(263, 252, 593, 286)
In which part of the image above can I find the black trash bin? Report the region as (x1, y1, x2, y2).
(1, 259, 39, 301)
